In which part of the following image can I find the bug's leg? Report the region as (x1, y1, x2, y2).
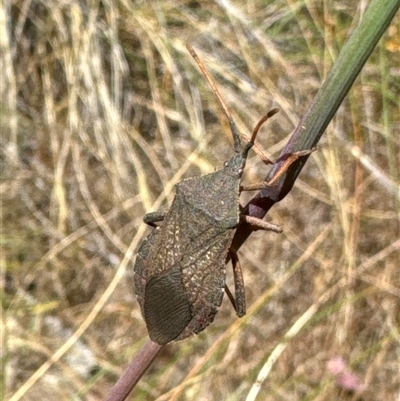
(251, 146, 275, 166)
(143, 211, 166, 228)
(241, 148, 316, 192)
(229, 249, 246, 317)
(240, 215, 282, 233)
(224, 251, 246, 316)
(224, 285, 236, 310)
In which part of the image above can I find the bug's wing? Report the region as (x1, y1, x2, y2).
(134, 195, 195, 344)
(144, 267, 192, 344)
(134, 173, 239, 343)
(133, 228, 159, 315)
(171, 224, 235, 341)
(134, 194, 186, 304)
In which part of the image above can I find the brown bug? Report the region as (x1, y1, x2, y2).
(134, 45, 312, 344)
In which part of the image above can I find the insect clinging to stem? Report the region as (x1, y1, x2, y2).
(133, 44, 313, 345)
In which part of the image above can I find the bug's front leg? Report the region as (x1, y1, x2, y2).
(240, 148, 316, 192)
(143, 211, 166, 227)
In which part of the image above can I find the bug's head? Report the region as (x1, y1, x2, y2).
(223, 151, 248, 177)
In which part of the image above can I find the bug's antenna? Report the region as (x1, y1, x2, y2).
(250, 108, 279, 143)
(187, 44, 277, 164)
(186, 44, 232, 121)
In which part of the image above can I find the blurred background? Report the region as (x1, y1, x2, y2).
(1, 1, 399, 400)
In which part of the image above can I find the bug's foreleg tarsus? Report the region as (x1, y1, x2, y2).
(240, 147, 316, 192)
(143, 211, 167, 227)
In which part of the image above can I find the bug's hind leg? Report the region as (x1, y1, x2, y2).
(230, 249, 246, 317)
(224, 249, 246, 317)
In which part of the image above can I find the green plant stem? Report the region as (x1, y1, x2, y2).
(233, 0, 399, 251)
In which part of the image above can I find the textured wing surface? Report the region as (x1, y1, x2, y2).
(134, 170, 240, 342)
(174, 222, 234, 341)
(170, 195, 236, 340)
(134, 228, 159, 317)
(144, 267, 192, 344)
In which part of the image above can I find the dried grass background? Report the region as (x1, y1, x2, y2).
(1, 1, 399, 400)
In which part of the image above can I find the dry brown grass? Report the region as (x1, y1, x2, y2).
(1, 1, 399, 400)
